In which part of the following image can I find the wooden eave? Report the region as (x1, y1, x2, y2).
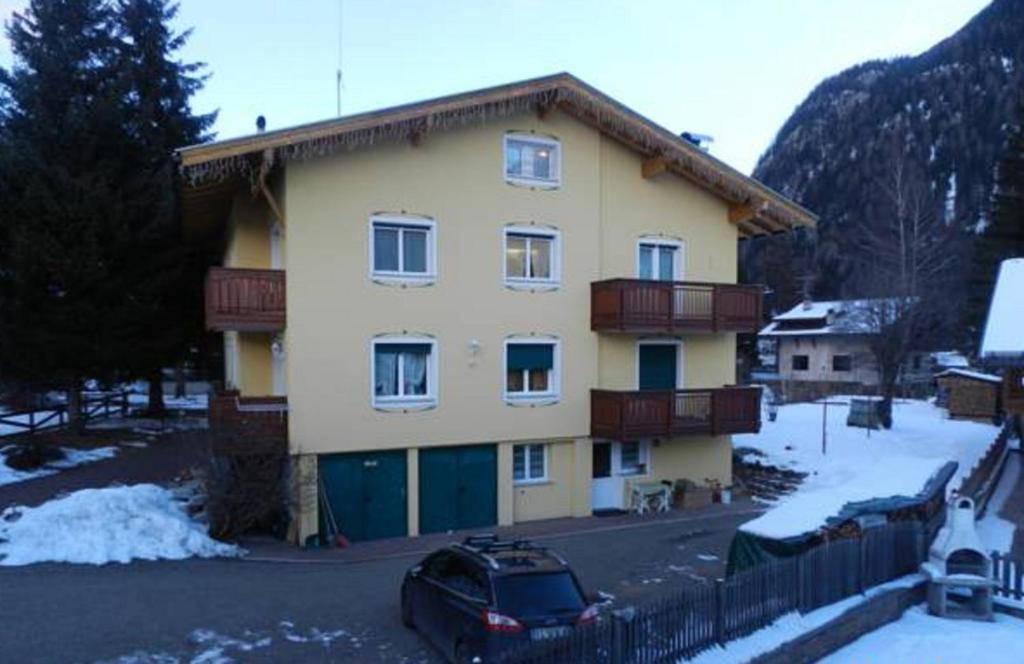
(177, 73, 817, 238)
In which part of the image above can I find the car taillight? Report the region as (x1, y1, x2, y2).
(481, 609, 524, 633)
(577, 604, 599, 625)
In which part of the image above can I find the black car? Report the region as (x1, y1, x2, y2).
(400, 534, 599, 663)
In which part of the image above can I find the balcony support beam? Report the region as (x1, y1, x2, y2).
(641, 156, 669, 179)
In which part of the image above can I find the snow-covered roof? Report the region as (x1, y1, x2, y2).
(980, 258, 1024, 364)
(759, 299, 883, 337)
(935, 368, 1002, 385)
(930, 351, 970, 368)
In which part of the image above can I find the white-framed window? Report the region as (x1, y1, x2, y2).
(504, 133, 561, 188)
(369, 215, 437, 283)
(504, 225, 561, 288)
(513, 443, 548, 484)
(636, 238, 683, 281)
(504, 337, 560, 404)
(371, 336, 438, 409)
(618, 441, 649, 477)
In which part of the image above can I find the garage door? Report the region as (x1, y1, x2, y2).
(419, 445, 497, 535)
(319, 450, 407, 543)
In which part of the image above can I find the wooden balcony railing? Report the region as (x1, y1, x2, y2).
(591, 279, 763, 334)
(591, 386, 762, 440)
(209, 391, 288, 455)
(205, 267, 286, 332)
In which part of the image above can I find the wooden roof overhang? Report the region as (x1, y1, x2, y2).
(176, 73, 817, 238)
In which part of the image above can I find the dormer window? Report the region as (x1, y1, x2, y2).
(504, 133, 560, 188)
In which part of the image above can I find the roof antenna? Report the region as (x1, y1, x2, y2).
(336, 0, 343, 116)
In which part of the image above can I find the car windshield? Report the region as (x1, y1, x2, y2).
(493, 572, 585, 619)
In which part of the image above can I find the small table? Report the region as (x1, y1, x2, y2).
(630, 482, 672, 515)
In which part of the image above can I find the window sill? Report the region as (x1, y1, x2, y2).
(505, 279, 561, 292)
(373, 398, 437, 412)
(371, 273, 437, 288)
(504, 395, 560, 407)
(514, 479, 552, 488)
(504, 176, 560, 190)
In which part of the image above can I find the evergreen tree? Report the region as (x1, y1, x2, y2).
(111, 0, 215, 415)
(0, 0, 127, 428)
(0, 0, 213, 425)
(966, 108, 1024, 346)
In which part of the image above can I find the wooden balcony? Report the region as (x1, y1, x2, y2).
(591, 279, 763, 334)
(205, 267, 286, 332)
(209, 391, 288, 455)
(591, 386, 762, 440)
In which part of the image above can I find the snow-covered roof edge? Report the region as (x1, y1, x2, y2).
(980, 258, 1024, 363)
(935, 368, 1002, 384)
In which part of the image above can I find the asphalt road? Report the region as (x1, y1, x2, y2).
(0, 507, 760, 664)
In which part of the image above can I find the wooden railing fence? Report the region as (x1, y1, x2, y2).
(0, 392, 129, 437)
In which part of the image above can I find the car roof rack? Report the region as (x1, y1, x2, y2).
(454, 534, 568, 567)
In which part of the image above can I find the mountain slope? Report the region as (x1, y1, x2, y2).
(748, 0, 1024, 320)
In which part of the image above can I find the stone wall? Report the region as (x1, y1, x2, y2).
(750, 581, 926, 664)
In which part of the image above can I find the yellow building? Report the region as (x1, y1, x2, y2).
(179, 74, 816, 545)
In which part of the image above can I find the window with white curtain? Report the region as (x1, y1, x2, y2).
(372, 338, 437, 408)
(513, 444, 548, 484)
(504, 226, 560, 287)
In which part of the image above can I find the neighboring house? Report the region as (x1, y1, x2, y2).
(934, 369, 1002, 421)
(758, 299, 931, 400)
(980, 258, 1024, 419)
(177, 73, 816, 544)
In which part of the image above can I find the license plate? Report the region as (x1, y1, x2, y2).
(530, 626, 571, 641)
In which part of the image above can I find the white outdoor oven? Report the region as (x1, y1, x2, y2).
(921, 495, 995, 620)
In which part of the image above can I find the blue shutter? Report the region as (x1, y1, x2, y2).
(507, 343, 554, 371)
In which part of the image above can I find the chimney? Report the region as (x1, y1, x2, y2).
(256, 115, 267, 133)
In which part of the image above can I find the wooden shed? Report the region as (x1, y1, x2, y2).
(935, 369, 1002, 421)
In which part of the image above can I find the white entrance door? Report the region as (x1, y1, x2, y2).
(591, 442, 623, 510)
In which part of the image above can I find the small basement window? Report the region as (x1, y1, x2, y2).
(832, 355, 852, 372)
(792, 355, 809, 371)
(504, 133, 560, 188)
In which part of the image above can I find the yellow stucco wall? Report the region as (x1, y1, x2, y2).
(283, 110, 742, 457)
(224, 191, 274, 269)
(234, 332, 273, 396)
(511, 439, 583, 522)
(650, 435, 733, 487)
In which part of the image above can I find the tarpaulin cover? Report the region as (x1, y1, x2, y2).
(726, 461, 957, 575)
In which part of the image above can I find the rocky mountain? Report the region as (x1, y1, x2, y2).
(746, 0, 1024, 326)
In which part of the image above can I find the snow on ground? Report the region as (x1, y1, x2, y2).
(735, 399, 999, 539)
(0, 484, 239, 566)
(0, 445, 119, 487)
(820, 605, 1024, 664)
(125, 392, 209, 411)
(683, 574, 924, 664)
(977, 448, 1020, 553)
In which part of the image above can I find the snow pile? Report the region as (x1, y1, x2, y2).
(736, 399, 998, 539)
(684, 575, 924, 664)
(821, 605, 1024, 663)
(0, 484, 239, 566)
(0, 445, 119, 487)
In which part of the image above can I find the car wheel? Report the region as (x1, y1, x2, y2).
(400, 586, 415, 629)
(455, 642, 482, 664)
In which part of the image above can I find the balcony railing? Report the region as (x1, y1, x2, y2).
(205, 267, 286, 332)
(591, 279, 763, 334)
(591, 386, 762, 440)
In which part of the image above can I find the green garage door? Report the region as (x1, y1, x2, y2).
(419, 444, 497, 535)
(319, 450, 407, 543)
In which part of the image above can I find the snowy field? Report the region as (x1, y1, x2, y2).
(0, 484, 238, 566)
(0, 444, 120, 487)
(820, 605, 1024, 663)
(735, 398, 1000, 538)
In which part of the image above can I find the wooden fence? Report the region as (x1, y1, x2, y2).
(0, 392, 129, 437)
(958, 427, 1010, 512)
(497, 521, 925, 664)
(991, 551, 1024, 603)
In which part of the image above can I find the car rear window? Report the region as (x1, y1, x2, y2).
(493, 572, 585, 618)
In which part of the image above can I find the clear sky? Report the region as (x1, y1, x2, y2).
(1, 0, 990, 174)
